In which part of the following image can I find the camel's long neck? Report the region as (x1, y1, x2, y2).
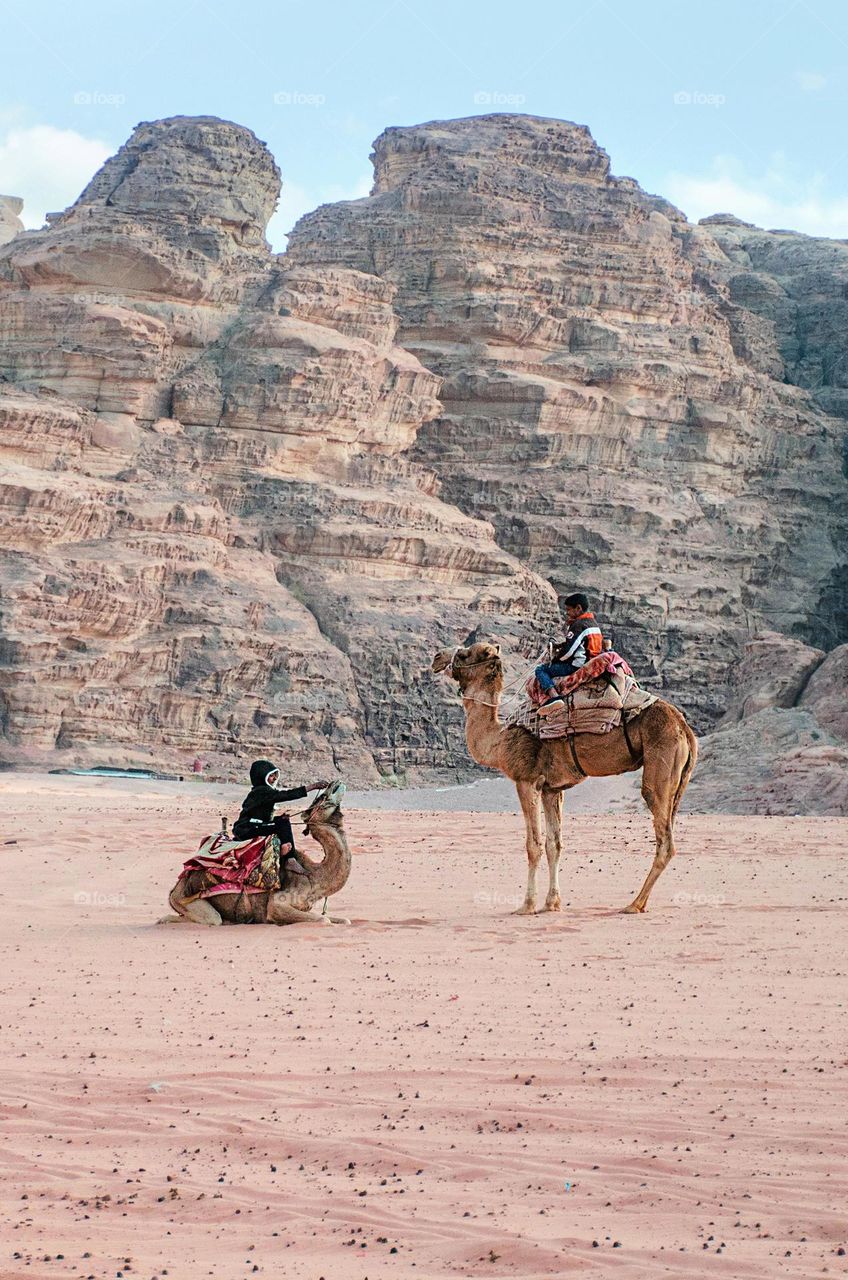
(303, 820, 351, 902)
(463, 691, 505, 770)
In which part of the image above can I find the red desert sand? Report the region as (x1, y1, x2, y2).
(1, 772, 847, 1279)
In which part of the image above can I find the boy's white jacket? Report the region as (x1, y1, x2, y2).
(553, 623, 603, 661)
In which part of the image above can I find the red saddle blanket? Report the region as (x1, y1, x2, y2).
(181, 832, 282, 898)
(525, 650, 633, 704)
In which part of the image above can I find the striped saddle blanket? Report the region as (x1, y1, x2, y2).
(181, 832, 283, 899)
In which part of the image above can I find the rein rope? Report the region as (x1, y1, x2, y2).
(450, 652, 499, 670)
(451, 647, 540, 686)
(452, 650, 540, 714)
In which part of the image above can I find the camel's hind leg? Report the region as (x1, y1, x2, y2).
(540, 787, 563, 911)
(623, 734, 694, 914)
(168, 879, 224, 926)
(515, 781, 544, 914)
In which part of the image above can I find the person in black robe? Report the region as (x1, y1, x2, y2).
(232, 760, 329, 863)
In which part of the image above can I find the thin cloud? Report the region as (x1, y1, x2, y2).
(664, 155, 848, 238)
(793, 69, 827, 92)
(0, 123, 112, 228)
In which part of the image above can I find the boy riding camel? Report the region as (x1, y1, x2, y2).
(535, 592, 604, 717)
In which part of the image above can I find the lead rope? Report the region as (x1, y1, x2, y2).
(297, 787, 331, 916)
(459, 657, 548, 716)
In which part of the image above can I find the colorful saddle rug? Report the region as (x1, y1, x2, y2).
(525, 650, 633, 702)
(181, 832, 283, 899)
(509, 652, 657, 741)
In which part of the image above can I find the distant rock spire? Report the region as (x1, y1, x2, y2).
(0, 195, 24, 245)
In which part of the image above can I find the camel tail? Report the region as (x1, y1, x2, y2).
(672, 722, 698, 819)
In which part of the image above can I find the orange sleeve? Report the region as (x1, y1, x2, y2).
(587, 631, 603, 658)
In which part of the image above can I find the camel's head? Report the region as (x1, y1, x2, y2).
(303, 780, 346, 833)
(431, 641, 503, 694)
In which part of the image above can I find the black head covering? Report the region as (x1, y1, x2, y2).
(249, 759, 277, 787)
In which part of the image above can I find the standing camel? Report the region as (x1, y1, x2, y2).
(432, 643, 697, 913)
(168, 783, 352, 925)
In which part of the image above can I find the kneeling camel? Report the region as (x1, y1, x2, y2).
(168, 783, 351, 925)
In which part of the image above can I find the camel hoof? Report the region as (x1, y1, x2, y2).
(621, 902, 646, 914)
(329, 916, 351, 925)
(512, 904, 537, 916)
(542, 899, 562, 913)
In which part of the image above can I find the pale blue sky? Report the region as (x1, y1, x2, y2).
(2, 0, 847, 250)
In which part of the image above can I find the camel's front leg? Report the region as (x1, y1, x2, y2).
(514, 781, 544, 914)
(266, 897, 343, 926)
(266, 899, 322, 925)
(540, 787, 563, 911)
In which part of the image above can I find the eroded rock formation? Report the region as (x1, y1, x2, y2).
(0, 113, 845, 803)
(0, 117, 558, 780)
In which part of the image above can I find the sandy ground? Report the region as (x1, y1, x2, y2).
(1, 773, 847, 1280)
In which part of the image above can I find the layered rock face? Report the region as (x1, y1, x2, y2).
(0, 113, 846, 801)
(701, 214, 848, 650)
(0, 117, 558, 781)
(287, 116, 848, 724)
(701, 213, 848, 424)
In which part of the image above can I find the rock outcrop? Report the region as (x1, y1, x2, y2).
(0, 113, 846, 803)
(0, 197, 23, 246)
(715, 631, 826, 723)
(686, 634, 848, 814)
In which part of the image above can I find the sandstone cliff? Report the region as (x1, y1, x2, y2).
(0, 114, 845, 803)
(0, 116, 558, 782)
(287, 116, 847, 725)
